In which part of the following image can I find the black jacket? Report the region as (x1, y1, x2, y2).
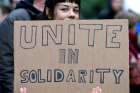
(0, 1, 42, 93)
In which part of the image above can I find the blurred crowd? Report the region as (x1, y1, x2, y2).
(0, 0, 140, 93)
(95, 1, 140, 93)
(0, 0, 45, 22)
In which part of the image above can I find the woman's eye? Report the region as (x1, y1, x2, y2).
(74, 8, 79, 13)
(60, 8, 69, 12)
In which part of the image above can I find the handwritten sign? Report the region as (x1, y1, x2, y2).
(14, 20, 129, 93)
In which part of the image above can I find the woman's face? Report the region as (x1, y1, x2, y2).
(112, 0, 123, 12)
(53, 2, 79, 20)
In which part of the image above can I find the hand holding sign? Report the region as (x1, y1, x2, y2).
(20, 87, 27, 93)
(19, 87, 102, 93)
(92, 86, 102, 93)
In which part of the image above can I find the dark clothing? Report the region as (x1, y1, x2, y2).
(130, 85, 140, 93)
(0, 1, 42, 93)
(15, 1, 42, 20)
(97, 0, 119, 19)
(97, 9, 117, 19)
(0, 83, 2, 93)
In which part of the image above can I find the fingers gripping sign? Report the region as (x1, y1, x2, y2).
(20, 87, 27, 93)
(19, 86, 102, 93)
(92, 86, 102, 93)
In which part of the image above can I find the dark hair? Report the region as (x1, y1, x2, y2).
(44, 0, 80, 19)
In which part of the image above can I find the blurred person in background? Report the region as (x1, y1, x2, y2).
(0, 0, 13, 23)
(12, 0, 23, 8)
(98, 0, 123, 19)
(13, 0, 46, 12)
(0, 0, 46, 93)
(115, 11, 140, 93)
(136, 22, 140, 50)
(34, 0, 45, 12)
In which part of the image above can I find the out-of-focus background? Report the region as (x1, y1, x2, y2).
(0, 0, 20, 21)
(0, 0, 140, 93)
(81, 0, 140, 19)
(1, 0, 140, 20)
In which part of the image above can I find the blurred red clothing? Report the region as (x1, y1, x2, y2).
(129, 29, 140, 85)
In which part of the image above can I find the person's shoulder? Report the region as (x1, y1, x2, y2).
(8, 8, 31, 21)
(0, 8, 31, 33)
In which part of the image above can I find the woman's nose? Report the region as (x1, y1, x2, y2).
(68, 9, 76, 19)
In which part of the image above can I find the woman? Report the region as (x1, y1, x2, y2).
(19, 0, 102, 93)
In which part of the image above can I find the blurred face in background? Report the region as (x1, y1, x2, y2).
(34, 0, 45, 12)
(53, 2, 79, 20)
(111, 0, 123, 12)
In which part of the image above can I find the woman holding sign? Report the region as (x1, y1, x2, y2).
(0, 0, 101, 92)
(19, 0, 102, 93)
